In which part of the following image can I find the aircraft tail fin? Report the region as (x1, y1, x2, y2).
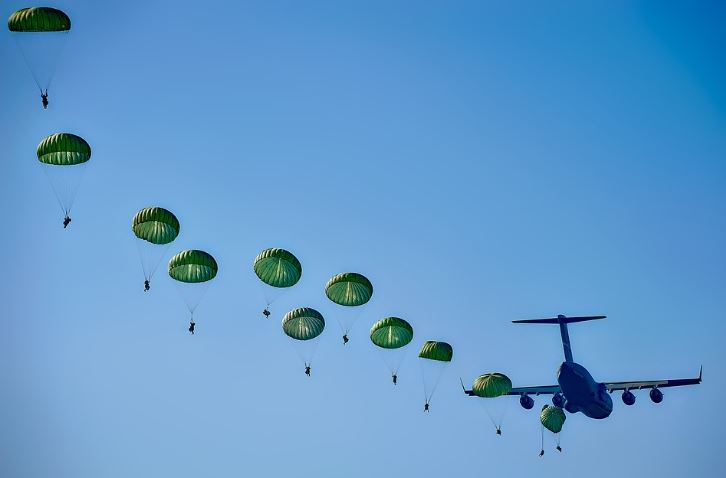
(512, 315, 606, 362)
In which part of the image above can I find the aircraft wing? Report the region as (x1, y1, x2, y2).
(507, 385, 561, 395)
(604, 367, 702, 392)
(461, 378, 560, 396)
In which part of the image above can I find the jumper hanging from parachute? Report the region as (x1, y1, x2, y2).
(539, 404, 566, 456)
(370, 317, 414, 385)
(418, 341, 453, 412)
(8, 7, 71, 109)
(132, 207, 180, 292)
(325, 272, 373, 345)
(36, 133, 91, 227)
(471, 373, 512, 435)
(168, 249, 217, 334)
(282, 307, 325, 376)
(253, 248, 302, 320)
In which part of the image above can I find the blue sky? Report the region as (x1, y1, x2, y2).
(1, 1, 724, 476)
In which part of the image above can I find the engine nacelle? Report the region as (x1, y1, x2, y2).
(552, 393, 565, 408)
(520, 394, 534, 410)
(649, 388, 663, 403)
(622, 390, 636, 406)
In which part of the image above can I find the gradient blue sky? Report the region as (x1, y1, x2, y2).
(1, 1, 725, 477)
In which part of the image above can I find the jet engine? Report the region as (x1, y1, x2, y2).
(520, 394, 534, 410)
(649, 388, 663, 403)
(622, 390, 636, 405)
(552, 392, 565, 408)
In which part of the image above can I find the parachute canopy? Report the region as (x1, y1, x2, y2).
(254, 248, 302, 288)
(540, 404, 566, 433)
(168, 250, 217, 283)
(8, 7, 70, 32)
(418, 341, 453, 362)
(282, 307, 325, 341)
(325, 272, 373, 307)
(132, 207, 180, 245)
(37, 133, 91, 166)
(472, 373, 512, 398)
(370, 317, 413, 349)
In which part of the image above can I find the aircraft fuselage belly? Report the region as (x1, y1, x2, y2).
(557, 362, 613, 419)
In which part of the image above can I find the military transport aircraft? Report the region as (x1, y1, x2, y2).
(464, 315, 702, 418)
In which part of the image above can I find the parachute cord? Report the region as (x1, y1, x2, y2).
(147, 243, 172, 281)
(540, 426, 544, 456)
(44, 32, 69, 92)
(485, 409, 498, 430)
(335, 305, 364, 338)
(425, 364, 448, 404)
(187, 280, 212, 316)
(64, 163, 89, 216)
(135, 239, 150, 280)
(39, 164, 68, 216)
(13, 36, 43, 92)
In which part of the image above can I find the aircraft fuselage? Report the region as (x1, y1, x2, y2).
(557, 361, 613, 419)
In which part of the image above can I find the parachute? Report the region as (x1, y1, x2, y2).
(418, 341, 453, 410)
(253, 248, 302, 318)
(132, 207, 180, 290)
(8, 8, 71, 31)
(282, 307, 325, 373)
(540, 404, 566, 455)
(282, 307, 325, 341)
(168, 250, 217, 330)
(325, 272, 373, 344)
(472, 373, 512, 398)
(419, 341, 454, 361)
(472, 373, 513, 434)
(370, 317, 413, 384)
(540, 404, 566, 433)
(8, 7, 71, 106)
(36, 133, 91, 224)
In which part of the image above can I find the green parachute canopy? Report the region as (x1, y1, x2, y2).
(8, 7, 71, 32)
(282, 307, 325, 341)
(37, 133, 91, 166)
(132, 207, 180, 245)
(168, 250, 218, 283)
(472, 373, 512, 398)
(540, 404, 566, 433)
(325, 272, 373, 307)
(370, 317, 413, 349)
(254, 248, 302, 288)
(418, 341, 453, 362)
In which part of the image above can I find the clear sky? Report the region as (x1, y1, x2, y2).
(1, 1, 725, 477)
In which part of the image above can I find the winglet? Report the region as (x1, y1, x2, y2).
(460, 378, 475, 396)
(699, 366, 702, 383)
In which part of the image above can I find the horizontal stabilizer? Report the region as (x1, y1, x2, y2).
(513, 315, 606, 325)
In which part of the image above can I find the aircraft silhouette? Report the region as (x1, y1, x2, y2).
(463, 315, 701, 418)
